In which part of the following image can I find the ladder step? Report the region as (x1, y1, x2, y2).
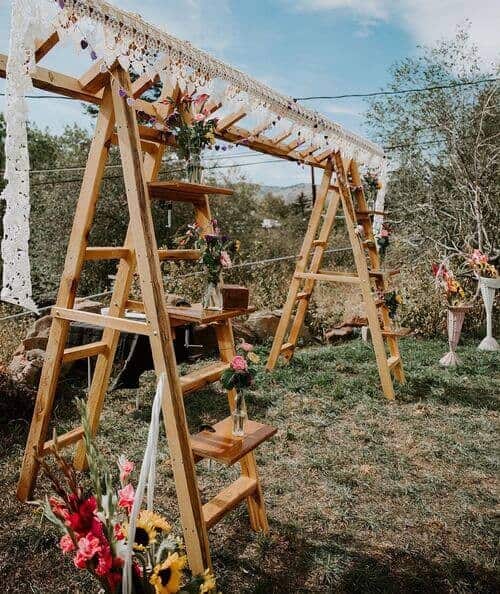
(362, 240, 376, 249)
(312, 239, 327, 247)
(280, 342, 295, 353)
(296, 291, 311, 300)
(191, 417, 277, 466)
(203, 476, 258, 529)
(387, 355, 401, 369)
(356, 210, 388, 218)
(85, 247, 132, 261)
(62, 341, 108, 363)
(382, 327, 411, 337)
(42, 427, 84, 455)
(180, 361, 230, 395)
(52, 307, 151, 336)
(158, 249, 201, 261)
(295, 271, 360, 284)
(369, 268, 400, 278)
(148, 181, 233, 202)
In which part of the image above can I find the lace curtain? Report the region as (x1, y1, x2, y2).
(1, 0, 387, 311)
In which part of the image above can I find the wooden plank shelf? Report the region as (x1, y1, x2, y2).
(148, 180, 234, 202)
(52, 307, 151, 336)
(63, 341, 108, 363)
(203, 476, 257, 529)
(180, 361, 230, 395)
(42, 427, 84, 455)
(191, 417, 277, 466)
(167, 304, 255, 325)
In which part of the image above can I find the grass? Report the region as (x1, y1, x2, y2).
(0, 336, 498, 593)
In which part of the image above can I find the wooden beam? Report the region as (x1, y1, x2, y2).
(52, 307, 152, 336)
(299, 145, 320, 159)
(63, 341, 109, 363)
(216, 108, 247, 132)
(79, 60, 114, 93)
(35, 32, 59, 63)
(270, 129, 292, 144)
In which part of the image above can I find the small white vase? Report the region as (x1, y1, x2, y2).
(478, 276, 500, 351)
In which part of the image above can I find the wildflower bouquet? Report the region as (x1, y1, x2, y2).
(37, 400, 217, 594)
(161, 92, 217, 162)
(220, 341, 260, 391)
(468, 249, 498, 279)
(432, 262, 469, 307)
(381, 290, 403, 320)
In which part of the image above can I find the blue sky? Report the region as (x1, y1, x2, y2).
(0, 0, 498, 185)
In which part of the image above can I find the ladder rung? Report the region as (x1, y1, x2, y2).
(369, 268, 400, 278)
(280, 342, 295, 353)
(312, 239, 327, 247)
(62, 341, 108, 363)
(387, 355, 401, 369)
(296, 291, 311, 300)
(148, 181, 233, 202)
(382, 328, 411, 337)
(52, 307, 151, 336)
(158, 249, 201, 261)
(42, 427, 84, 455)
(85, 247, 132, 261)
(203, 476, 258, 529)
(180, 361, 230, 395)
(356, 210, 388, 217)
(295, 271, 360, 284)
(362, 240, 376, 248)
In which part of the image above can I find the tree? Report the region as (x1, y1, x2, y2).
(365, 26, 499, 260)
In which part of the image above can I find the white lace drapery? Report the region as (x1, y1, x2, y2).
(1, 0, 387, 311)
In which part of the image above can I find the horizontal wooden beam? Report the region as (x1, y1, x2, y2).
(52, 307, 151, 335)
(42, 427, 84, 455)
(79, 60, 113, 93)
(63, 341, 109, 362)
(216, 108, 247, 132)
(85, 247, 132, 261)
(35, 32, 59, 63)
(203, 477, 257, 529)
(295, 271, 361, 284)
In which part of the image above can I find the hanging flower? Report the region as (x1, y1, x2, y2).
(150, 553, 187, 594)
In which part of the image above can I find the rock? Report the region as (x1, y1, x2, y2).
(8, 349, 45, 387)
(74, 298, 102, 313)
(232, 320, 258, 343)
(22, 336, 49, 352)
(244, 309, 310, 342)
(26, 314, 52, 339)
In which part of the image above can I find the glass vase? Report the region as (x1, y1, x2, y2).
(186, 152, 203, 184)
(232, 391, 247, 437)
(202, 273, 223, 311)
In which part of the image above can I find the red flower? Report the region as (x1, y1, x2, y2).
(59, 534, 75, 554)
(49, 496, 69, 521)
(73, 533, 101, 569)
(95, 540, 113, 576)
(118, 483, 135, 513)
(66, 496, 97, 535)
(231, 355, 248, 372)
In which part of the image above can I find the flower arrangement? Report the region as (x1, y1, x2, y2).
(161, 92, 217, 176)
(467, 249, 498, 279)
(381, 290, 403, 320)
(220, 341, 260, 391)
(37, 400, 217, 594)
(432, 262, 469, 307)
(376, 224, 391, 257)
(363, 170, 382, 196)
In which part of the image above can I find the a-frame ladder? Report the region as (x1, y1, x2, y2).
(17, 66, 274, 575)
(266, 153, 405, 400)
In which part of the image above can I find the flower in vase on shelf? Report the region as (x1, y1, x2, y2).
(36, 400, 217, 594)
(161, 92, 218, 182)
(467, 249, 498, 279)
(380, 290, 403, 320)
(221, 343, 260, 437)
(176, 220, 240, 310)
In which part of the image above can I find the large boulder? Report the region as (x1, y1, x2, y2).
(8, 348, 45, 387)
(244, 309, 310, 342)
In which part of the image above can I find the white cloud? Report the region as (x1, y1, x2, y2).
(288, 0, 500, 64)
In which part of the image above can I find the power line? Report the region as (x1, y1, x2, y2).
(294, 77, 499, 101)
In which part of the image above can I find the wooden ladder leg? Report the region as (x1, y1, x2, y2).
(334, 153, 396, 400)
(349, 160, 405, 384)
(111, 67, 210, 574)
(215, 320, 269, 532)
(266, 161, 334, 370)
(73, 146, 165, 470)
(16, 88, 116, 501)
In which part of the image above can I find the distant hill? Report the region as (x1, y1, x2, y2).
(256, 183, 312, 204)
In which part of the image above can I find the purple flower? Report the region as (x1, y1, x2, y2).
(80, 39, 88, 50)
(90, 50, 98, 61)
(118, 88, 127, 98)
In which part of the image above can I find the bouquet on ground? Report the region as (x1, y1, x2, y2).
(161, 92, 217, 162)
(37, 400, 217, 594)
(432, 262, 470, 307)
(467, 249, 498, 279)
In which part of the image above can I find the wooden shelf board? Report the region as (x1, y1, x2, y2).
(191, 417, 277, 466)
(148, 180, 234, 201)
(166, 304, 256, 325)
(180, 361, 230, 395)
(203, 476, 257, 529)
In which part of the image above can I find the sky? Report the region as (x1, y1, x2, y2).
(0, 0, 498, 186)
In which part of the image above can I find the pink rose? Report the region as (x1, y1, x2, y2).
(59, 534, 75, 554)
(380, 229, 389, 238)
(117, 455, 134, 485)
(118, 483, 135, 513)
(239, 339, 254, 352)
(220, 251, 232, 268)
(231, 355, 248, 372)
(74, 533, 101, 568)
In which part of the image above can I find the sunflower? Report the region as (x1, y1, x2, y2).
(150, 553, 187, 594)
(124, 513, 157, 551)
(199, 569, 217, 593)
(139, 510, 171, 535)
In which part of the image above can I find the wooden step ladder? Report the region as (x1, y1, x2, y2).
(266, 154, 405, 400)
(17, 65, 276, 575)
